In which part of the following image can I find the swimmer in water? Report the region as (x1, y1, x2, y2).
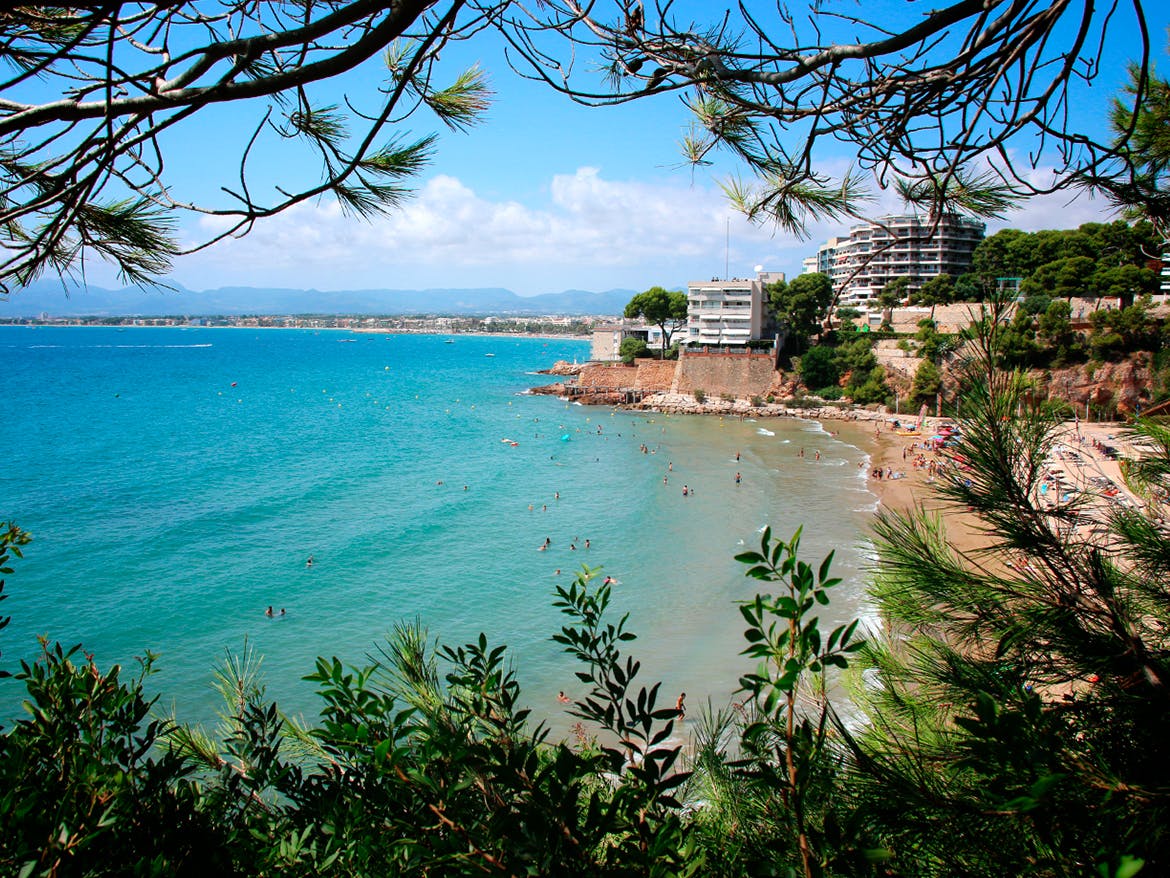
(265, 606, 273, 617)
(306, 555, 314, 567)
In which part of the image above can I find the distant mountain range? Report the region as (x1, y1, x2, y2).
(1, 280, 637, 318)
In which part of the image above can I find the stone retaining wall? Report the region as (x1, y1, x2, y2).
(576, 363, 638, 389)
(633, 359, 677, 391)
(674, 354, 777, 399)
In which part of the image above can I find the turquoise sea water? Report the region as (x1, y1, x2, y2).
(0, 326, 878, 733)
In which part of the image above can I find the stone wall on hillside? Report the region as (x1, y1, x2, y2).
(674, 353, 777, 399)
(633, 359, 678, 391)
(576, 363, 639, 389)
(873, 340, 923, 383)
(570, 354, 782, 399)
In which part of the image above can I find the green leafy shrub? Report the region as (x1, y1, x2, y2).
(619, 336, 649, 364)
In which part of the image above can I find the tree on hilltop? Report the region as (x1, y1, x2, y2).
(910, 274, 956, 321)
(623, 286, 688, 354)
(767, 273, 834, 351)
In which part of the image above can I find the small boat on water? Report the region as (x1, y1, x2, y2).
(485, 353, 495, 357)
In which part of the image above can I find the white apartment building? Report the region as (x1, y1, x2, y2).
(813, 215, 984, 309)
(803, 237, 846, 276)
(685, 271, 783, 347)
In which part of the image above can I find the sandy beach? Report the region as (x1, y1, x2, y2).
(857, 416, 1150, 559)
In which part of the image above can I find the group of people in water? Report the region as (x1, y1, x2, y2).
(539, 535, 592, 552)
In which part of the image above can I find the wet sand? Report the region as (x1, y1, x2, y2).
(830, 419, 991, 557)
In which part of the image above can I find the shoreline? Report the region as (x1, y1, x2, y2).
(547, 385, 1141, 559)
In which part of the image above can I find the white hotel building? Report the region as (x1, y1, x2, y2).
(806, 214, 985, 309)
(685, 271, 784, 347)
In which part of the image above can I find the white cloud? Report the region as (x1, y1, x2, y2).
(172, 162, 1120, 296)
(176, 168, 792, 294)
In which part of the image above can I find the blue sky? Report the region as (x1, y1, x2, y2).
(93, 3, 1170, 297)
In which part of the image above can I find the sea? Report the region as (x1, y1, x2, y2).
(0, 325, 879, 735)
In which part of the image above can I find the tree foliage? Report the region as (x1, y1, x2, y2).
(858, 312, 1170, 875)
(768, 273, 834, 351)
(910, 359, 941, 409)
(0, 3, 499, 290)
(0, 558, 702, 876)
(518, 1, 1153, 242)
(798, 344, 840, 392)
(1084, 46, 1170, 246)
(972, 222, 1160, 302)
(619, 335, 649, 363)
(624, 286, 688, 353)
(909, 274, 956, 320)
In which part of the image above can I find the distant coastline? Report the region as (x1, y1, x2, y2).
(0, 315, 596, 341)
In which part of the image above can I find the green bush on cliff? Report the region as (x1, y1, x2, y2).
(619, 336, 649, 363)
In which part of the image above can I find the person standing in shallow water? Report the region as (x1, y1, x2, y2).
(675, 692, 686, 718)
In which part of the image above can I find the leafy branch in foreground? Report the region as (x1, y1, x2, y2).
(553, 567, 699, 874)
(0, 3, 492, 289)
(677, 529, 879, 878)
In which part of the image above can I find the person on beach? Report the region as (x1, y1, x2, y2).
(675, 692, 686, 718)
(735, 472, 741, 484)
